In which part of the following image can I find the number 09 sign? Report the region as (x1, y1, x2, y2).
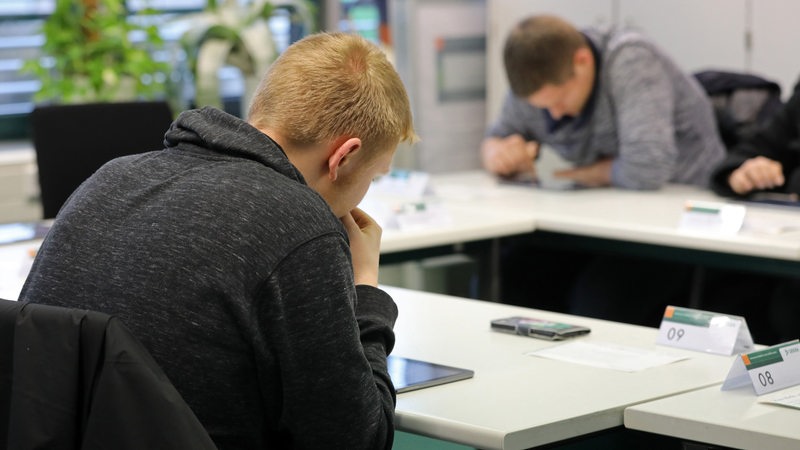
(656, 306, 754, 356)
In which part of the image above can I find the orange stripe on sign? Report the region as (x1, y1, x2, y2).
(664, 306, 675, 318)
(742, 354, 751, 366)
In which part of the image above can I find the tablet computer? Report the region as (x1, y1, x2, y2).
(387, 355, 474, 393)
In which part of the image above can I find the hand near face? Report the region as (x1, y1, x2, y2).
(728, 156, 784, 195)
(341, 207, 381, 287)
(481, 135, 539, 177)
(554, 158, 613, 187)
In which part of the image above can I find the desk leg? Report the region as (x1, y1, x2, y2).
(688, 265, 705, 309)
(462, 239, 502, 302)
(490, 238, 501, 301)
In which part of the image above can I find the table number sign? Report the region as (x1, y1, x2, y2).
(393, 200, 452, 231)
(722, 340, 800, 395)
(678, 200, 745, 236)
(656, 306, 754, 355)
(370, 169, 431, 198)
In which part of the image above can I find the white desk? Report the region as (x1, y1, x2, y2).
(0, 240, 37, 300)
(625, 384, 800, 449)
(361, 172, 539, 255)
(7, 170, 800, 299)
(378, 202, 535, 254)
(428, 171, 800, 262)
(0, 221, 52, 300)
(387, 285, 736, 449)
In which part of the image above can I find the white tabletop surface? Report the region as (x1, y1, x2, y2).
(426, 171, 800, 261)
(377, 202, 535, 254)
(625, 383, 800, 449)
(361, 172, 540, 254)
(386, 285, 737, 450)
(0, 240, 36, 300)
(7, 169, 800, 298)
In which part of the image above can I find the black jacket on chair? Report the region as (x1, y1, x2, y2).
(0, 299, 217, 450)
(709, 79, 800, 198)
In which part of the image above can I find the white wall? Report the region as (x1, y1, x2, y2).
(0, 142, 40, 223)
(487, 0, 800, 125)
(391, 0, 487, 173)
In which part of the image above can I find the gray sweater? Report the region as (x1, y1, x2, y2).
(20, 107, 398, 450)
(488, 26, 725, 189)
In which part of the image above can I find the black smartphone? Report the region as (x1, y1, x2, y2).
(491, 316, 591, 340)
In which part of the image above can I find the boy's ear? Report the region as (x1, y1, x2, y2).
(328, 137, 362, 181)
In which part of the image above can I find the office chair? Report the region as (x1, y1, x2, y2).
(693, 70, 783, 150)
(30, 101, 174, 219)
(0, 298, 217, 450)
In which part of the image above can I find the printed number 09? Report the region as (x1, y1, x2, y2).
(667, 327, 685, 341)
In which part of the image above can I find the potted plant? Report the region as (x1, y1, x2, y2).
(176, 0, 315, 116)
(22, 0, 169, 103)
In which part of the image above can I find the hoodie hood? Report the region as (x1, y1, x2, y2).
(164, 107, 304, 184)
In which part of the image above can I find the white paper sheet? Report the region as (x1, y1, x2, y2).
(528, 341, 689, 372)
(758, 385, 800, 410)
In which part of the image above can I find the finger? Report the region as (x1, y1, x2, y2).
(340, 210, 359, 231)
(749, 166, 779, 189)
(486, 149, 514, 175)
(355, 209, 381, 235)
(519, 159, 536, 173)
(729, 171, 754, 194)
(746, 167, 766, 189)
(349, 207, 372, 228)
(764, 163, 785, 187)
(494, 153, 515, 175)
(526, 141, 539, 160)
(742, 158, 784, 189)
(498, 151, 527, 176)
(552, 168, 577, 180)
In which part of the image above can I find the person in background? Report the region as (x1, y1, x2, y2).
(709, 78, 800, 344)
(483, 14, 725, 189)
(20, 32, 417, 449)
(710, 80, 800, 198)
(483, 15, 726, 327)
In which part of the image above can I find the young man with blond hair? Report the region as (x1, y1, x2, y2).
(21, 32, 416, 449)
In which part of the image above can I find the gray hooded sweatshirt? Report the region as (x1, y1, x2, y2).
(21, 107, 398, 450)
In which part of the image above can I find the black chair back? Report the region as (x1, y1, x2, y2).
(30, 101, 174, 218)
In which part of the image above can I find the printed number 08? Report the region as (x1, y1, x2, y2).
(758, 371, 774, 387)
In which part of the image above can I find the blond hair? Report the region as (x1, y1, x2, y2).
(504, 15, 587, 97)
(248, 32, 417, 157)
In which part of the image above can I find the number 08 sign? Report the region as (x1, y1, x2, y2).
(722, 340, 800, 395)
(656, 306, 754, 356)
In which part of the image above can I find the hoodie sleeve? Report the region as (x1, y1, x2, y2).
(256, 232, 397, 450)
(605, 44, 679, 190)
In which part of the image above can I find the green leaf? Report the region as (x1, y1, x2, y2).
(26, 0, 168, 103)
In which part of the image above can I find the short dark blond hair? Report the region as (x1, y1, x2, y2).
(248, 32, 417, 158)
(504, 15, 587, 97)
